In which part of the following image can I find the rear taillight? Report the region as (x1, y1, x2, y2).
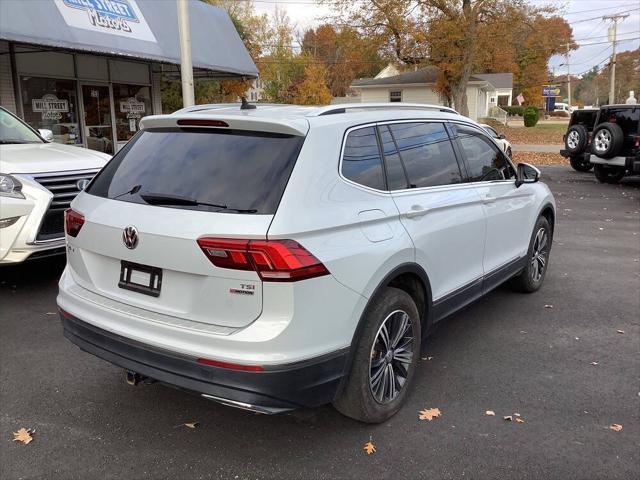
(635, 135, 640, 148)
(177, 119, 229, 127)
(64, 208, 84, 237)
(197, 238, 329, 282)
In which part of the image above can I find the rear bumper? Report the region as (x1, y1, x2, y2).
(60, 310, 348, 412)
(560, 149, 590, 161)
(589, 154, 640, 171)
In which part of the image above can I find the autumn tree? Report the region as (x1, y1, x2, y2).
(327, 0, 573, 113)
(301, 24, 385, 97)
(293, 62, 332, 105)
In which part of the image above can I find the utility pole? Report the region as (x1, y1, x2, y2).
(566, 43, 571, 110)
(603, 13, 629, 105)
(177, 0, 194, 107)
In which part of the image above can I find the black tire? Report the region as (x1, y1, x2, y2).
(334, 287, 421, 423)
(510, 216, 552, 293)
(569, 155, 593, 172)
(594, 163, 625, 184)
(564, 124, 588, 154)
(591, 122, 624, 159)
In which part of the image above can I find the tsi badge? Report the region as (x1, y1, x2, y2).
(122, 226, 139, 250)
(229, 283, 256, 296)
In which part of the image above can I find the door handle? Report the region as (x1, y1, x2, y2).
(483, 195, 496, 204)
(405, 205, 428, 218)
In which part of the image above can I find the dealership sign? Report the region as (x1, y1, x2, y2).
(542, 86, 561, 98)
(32, 94, 69, 120)
(54, 0, 156, 42)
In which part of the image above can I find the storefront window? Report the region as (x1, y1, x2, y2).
(113, 84, 151, 144)
(20, 77, 82, 146)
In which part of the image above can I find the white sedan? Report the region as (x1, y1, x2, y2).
(0, 107, 110, 264)
(480, 124, 512, 159)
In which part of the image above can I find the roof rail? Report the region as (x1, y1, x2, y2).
(312, 102, 459, 117)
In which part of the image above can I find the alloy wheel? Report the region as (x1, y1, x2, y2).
(567, 131, 579, 149)
(531, 227, 549, 283)
(369, 310, 414, 404)
(594, 130, 611, 153)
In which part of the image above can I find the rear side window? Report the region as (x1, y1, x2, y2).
(601, 107, 639, 134)
(572, 110, 598, 129)
(378, 125, 409, 190)
(454, 125, 512, 182)
(87, 128, 304, 214)
(341, 126, 386, 190)
(388, 122, 462, 188)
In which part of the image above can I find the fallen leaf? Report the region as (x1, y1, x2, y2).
(184, 422, 199, 429)
(363, 440, 376, 455)
(503, 416, 513, 422)
(544, 304, 554, 309)
(420, 356, 434, 361)
(515, 417, 525, 424)
(419, 407, 442, 421)
(12, 428, 33, 445)
(513, 413, 521, 417)
(617, 330, 625, 334)
(45, 312, 56, 315)
(590, 362, 599, 366)
(609, 424, 623, 432)
(485, 410, 495, 416)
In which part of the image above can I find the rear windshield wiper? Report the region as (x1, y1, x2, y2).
(139, 193, 257, 213)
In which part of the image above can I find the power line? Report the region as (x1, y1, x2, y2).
(568, 7, 639, 25)
(563, 3, 639, 16)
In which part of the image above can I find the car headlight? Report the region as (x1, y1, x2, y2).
(0, 174, 25, 199)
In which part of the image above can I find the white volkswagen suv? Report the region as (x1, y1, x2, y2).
(57, 103, 555, 423)
(0, 107, 110, 264)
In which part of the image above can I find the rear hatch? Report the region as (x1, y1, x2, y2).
(67, 119, 306, 329)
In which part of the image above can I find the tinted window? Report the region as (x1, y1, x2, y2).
(483, 125, 499, 138)
(455, 126, 512, 182)
(600, 107, 640, 135)
(571, 110, 598, 129)
(88, 128, 304, 214)
(388, 122, 461, 188)
(342, 127, 386, 190)
(378, 125, 408, 190)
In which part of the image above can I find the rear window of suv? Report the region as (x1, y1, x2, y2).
(87, 128, 304, 214)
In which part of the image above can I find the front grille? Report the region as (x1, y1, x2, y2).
(34, 171, 98, 241)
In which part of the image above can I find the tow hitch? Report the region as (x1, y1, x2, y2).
(125, 370, 150, 386)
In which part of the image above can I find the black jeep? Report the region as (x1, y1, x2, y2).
(589, 104, 640, 184)
(560, 109, 599, 172)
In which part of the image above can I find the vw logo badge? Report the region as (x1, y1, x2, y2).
(122, 226, 139, 250)
(76, 178, 90, 191)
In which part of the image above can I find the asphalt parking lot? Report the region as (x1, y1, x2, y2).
(1, 166, 638, 480)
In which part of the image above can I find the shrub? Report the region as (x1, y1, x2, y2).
(523, 106, 539, 127)
(503, 106, 524, 116)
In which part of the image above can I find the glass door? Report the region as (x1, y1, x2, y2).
(81, 84, 114, 155)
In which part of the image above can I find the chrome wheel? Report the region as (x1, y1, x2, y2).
(594, 129, 611, 153)
(567, 130, 579, 149)
(531, 227, 549, 283)
(369, 310, 414, 404)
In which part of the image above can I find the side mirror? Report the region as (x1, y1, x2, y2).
(499, 134, 506, 140)
(38, 129, 54, 142)
(515, 163, 540, 187)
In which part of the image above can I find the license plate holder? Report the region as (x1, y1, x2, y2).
(118, 260, 162, 297)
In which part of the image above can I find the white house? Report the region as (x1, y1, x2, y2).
(350, 67, 513, 121)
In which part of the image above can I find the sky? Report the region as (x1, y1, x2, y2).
(250, 0, 640, 78)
